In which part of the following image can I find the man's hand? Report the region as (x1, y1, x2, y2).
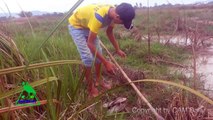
(104, 61, 117, 75)
(116, 49, 126, 58)
(106, 26, 126, 58)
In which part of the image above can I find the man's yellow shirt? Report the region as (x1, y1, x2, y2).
(69, 4, 114, 33)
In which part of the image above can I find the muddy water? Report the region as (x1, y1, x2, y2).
(159, 36, 191, 46)
(198, 46, 213, 91)
(160, 36, 213, 94)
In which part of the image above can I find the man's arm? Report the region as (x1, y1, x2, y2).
(87, 31, 116, 74)
(106, 26, 126, 57)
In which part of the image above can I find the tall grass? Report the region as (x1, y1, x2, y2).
(1, 4, 213, 119)
(0, 28, 84, 118)
(0, 10, 87, 119)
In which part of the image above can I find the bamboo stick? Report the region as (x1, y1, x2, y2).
(100, 41, 165, 120)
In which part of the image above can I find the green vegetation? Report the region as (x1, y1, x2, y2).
(0, 4, 213, 119)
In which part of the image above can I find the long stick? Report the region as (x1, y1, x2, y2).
(100, 41, 164, 120)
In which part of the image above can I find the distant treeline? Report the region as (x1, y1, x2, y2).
(134, 2, 213, 9)
(0, 11, 64, 21)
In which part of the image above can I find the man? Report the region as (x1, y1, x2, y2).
(68, 3, 135, 97)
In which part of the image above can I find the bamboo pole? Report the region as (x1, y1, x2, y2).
(100, 41, 164, 120)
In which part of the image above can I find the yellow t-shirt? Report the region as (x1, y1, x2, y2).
(69, 4, 114, 33)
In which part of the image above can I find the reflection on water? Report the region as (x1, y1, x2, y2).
(198, 46, 213, 91)
(160, 36, 213, 93)
(160, 36, 191, 46)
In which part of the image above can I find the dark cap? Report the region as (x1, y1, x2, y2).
(116, 3, 135, 29)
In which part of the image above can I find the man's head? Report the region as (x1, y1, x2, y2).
(112, 3, 135, 30)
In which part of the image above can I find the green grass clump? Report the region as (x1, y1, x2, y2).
(1, 4, 212, 118)
(104, 38, 189, 79)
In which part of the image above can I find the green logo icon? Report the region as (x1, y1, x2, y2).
(15, 82, 40, 106)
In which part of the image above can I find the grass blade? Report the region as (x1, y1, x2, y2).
(30, 0, 84, 64)
(0, 60, 82, 75)
(0, 99, 60, 114)
(0, 77, 58, 100)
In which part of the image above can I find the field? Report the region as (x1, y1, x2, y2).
(0, 3, 213, 120)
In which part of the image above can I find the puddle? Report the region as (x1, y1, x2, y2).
(198, 45, 213, 91)
(159, 36, 191, 46)
(160, 36, 213, 95)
